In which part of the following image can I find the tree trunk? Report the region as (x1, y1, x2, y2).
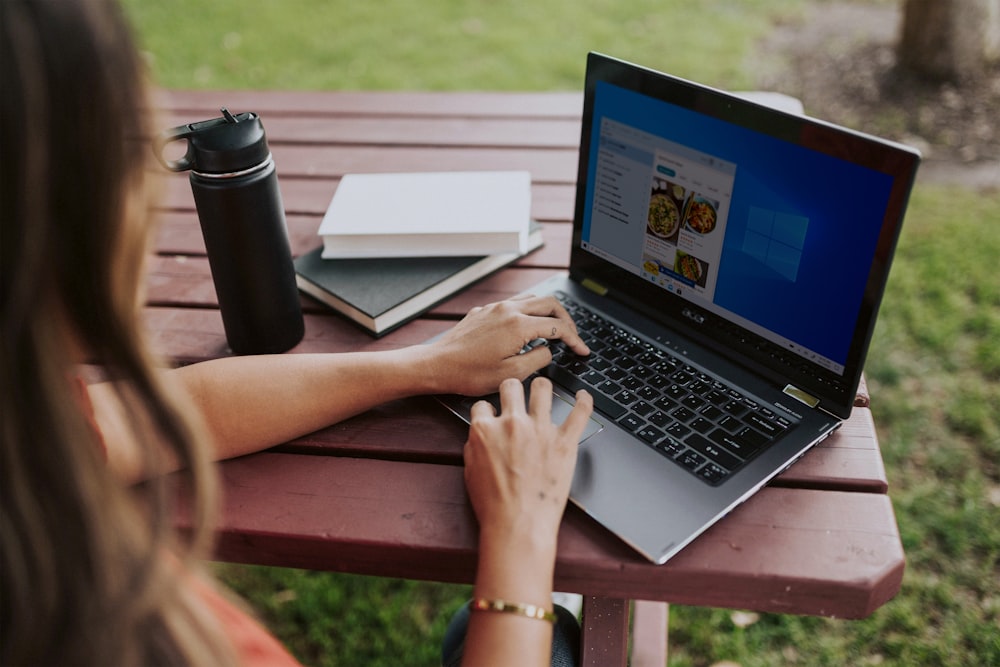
(898, 0, 1000, 81)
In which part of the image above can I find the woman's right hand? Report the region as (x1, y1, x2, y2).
(463, 376, 593, 554)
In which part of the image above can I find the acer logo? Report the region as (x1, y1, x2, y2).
(682, 308, 705, 325)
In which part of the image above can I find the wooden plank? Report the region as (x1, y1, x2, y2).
(158, 176, 577, 221)
(257, 144, 579, 183)
(276, 404, 886, 491)
(151, 220, 573, 270)
(630, 601, 669, 667)
(182, 452, 903, 619)
(151, 202, 574, 258)
(580, 597, 629, 667)
(142, 306, 453, 365)
(155, 89, 583, 119)
(144, 257, 563, 312)
(157, 113, 582, 149)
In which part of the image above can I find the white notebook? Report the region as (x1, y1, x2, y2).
(318, 170, 532, 258)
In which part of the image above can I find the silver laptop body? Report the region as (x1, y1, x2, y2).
(440, 53, 920, 564)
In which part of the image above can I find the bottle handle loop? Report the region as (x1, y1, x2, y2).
(152, 124, 197, 172)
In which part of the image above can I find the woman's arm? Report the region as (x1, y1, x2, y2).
(91, 294, 589, 480)
(460, 377, 593, 667)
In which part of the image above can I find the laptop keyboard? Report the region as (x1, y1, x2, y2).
(540, 292, 794, 486)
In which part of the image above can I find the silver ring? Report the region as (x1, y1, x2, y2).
(193, 153, 273, 179)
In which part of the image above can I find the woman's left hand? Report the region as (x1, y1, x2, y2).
(423, 294, 590, 397)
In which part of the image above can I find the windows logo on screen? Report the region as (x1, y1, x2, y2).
(742, 207, 809, 282)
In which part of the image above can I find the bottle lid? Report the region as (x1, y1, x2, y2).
(153, 108, 270, 174)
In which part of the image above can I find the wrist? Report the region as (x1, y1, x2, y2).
(474, 523, 559, 607)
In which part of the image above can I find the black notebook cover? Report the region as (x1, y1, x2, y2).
(295, 222, 542, 336)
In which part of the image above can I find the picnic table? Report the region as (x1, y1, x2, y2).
(149, 89, 904, 665)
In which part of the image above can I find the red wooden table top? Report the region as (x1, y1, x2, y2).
(153, 89, 902, 622)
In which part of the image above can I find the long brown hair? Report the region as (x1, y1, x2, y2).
(1, 1, 233, 663)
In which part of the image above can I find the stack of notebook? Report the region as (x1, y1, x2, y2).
(294, 170, 541, 336)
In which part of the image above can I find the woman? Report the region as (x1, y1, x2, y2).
(0, 1, 593, 665)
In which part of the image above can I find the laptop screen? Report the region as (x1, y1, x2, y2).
(570, 54, 919, 415)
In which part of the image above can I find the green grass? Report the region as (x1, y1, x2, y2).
(122, 0, 800, 92)
(122, 1, 1000, 664)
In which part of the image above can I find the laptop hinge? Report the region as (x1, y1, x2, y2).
(783, 384, 820, 408)
(581, 278, 608, 296)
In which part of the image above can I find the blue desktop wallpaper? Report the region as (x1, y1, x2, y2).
(585, 82, 895, 365)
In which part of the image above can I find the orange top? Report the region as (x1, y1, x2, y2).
(192, 574, 304, 666)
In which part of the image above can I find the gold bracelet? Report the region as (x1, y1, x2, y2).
(470, 597, 558, 623)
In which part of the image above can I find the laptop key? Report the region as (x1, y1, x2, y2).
(678, 450, 707, 471)
(618, 413, 645, 432)
(737, 426, 770, 449)
(723, 401, 749, 418)
(745, 412, 784, 437)
(687, 380, 709, 394)
(588, 357, 612, 372)
(605, 367, 628, 381)
(597, 380, 623, 396)
(665, 422, 690, 438)
(699, 405, 723, 421)
(622, 376, 644, 391)
(709, 427, 767, 458)
(653, 395, 676, 411)
(637, 385, 660, 401)
(617, 357, 638, 370)
(671, 406, 696, 422)
(699, 463, 729, 484)
(705, 390, 729, 405)
(633, 400, 655, 416)
(614, 389, 639, 406)
(633, 365, 656, 380)
(670, 370, 693, 384)
(665, 384, 687, 400)
(637, 425, 665, 445)
(689, 417, 714, 434)
(648, 410, 671, 427)
(658, 436, 685, 458)
(603, 347, 624, 361)
(681, 395, 705, 411)
(588, 339, 608, 354)
(685, 433, 742, 469)
(717, 415, 742, 433)
(648, 375, 670, 389)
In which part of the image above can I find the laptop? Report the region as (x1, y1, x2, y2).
(438, 52, 920, 564)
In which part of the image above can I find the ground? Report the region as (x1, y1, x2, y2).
(752, 1, 999, 190)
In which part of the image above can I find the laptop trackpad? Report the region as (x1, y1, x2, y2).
(549, 392, 604, 443)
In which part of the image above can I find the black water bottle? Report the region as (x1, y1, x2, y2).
(154, 108, 304, 355)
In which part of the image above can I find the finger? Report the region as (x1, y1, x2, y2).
(469, 398, 497, 420)
(525, 297, 590, 356)
(536, 315, 590, 356)
(497, 377, 527, 415)
(559, 389, 595, 440)
(527, 376, 554, 419)
(511, 294, 569, 317)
